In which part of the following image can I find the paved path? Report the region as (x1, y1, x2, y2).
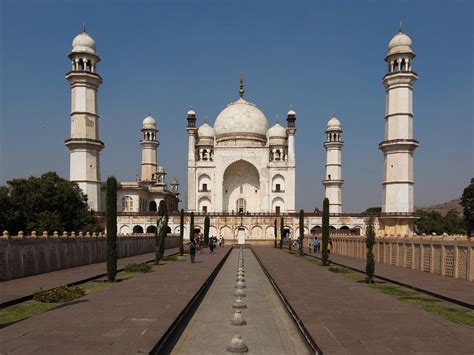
(172, 248, 310, 354)
(311, 251, 474, 307)
(253, 246, 474, 354)
(0, 248, 179, 306)
(0, 247, 229, 354)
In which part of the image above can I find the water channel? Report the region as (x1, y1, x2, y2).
(171, 248, 311, 354)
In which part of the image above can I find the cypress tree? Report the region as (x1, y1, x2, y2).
(106, 176, 117, 282)
(155, 200, 168, 264)
(179, 209, 184, 256)
(279, 217, 284, 249)
(365, 216, 376, 283)
(204, 216, 210, 247)
(274, 219, 277, 248)
(322, 197, 330, 266)
(299, 209, 305, 256)
(189, 212, 195, 241)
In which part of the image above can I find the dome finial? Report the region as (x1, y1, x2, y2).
(239, 71, 244, 98)
(82, 20, 86, 33)
(399, 20, 403, 33)
(276, 114, 280, 123)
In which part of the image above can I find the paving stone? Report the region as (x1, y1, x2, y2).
(253, 246, 474, 354)
(0, 248, 227, 354)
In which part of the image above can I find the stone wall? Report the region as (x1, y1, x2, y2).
(0, 231, 180, 281)
(328, 235, 473, 281)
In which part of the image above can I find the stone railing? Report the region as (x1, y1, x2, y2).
(0, 231, 180, 281)
(329, 235, 473, 281)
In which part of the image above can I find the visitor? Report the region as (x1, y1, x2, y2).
(308, 240, 312, 254)
(222, 236, 225, 247)
(328, 239, 333, 255)
(312, 236, 319, 254)
(189, 239, 196, 263)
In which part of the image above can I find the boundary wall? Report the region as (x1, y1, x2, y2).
(328, 235, 473, 281)
(0, 231, 179, 281)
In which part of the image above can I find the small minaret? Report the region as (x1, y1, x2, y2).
(380, 26, 419, 215)
(140, 114, 159, 182)
(286, 108, 297, 212)
(323, 115, 344, 214)
(186, 108, 197, 211)
(65, 25, 104, 211)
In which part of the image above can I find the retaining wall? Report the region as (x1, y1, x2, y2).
(0, 232, 180, 281)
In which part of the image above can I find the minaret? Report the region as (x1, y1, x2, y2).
(65, 26, 104, 211)
(286, 108, 296, 212)
(379, 25, 419, 235)
(140, 114, 159, 181)
(323, 116, 344, 214)
(187, 108, 197, 211)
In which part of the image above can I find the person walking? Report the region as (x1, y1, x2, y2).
(312, 236, 319, 254)
(189, 239, 196, 263)
(308, 240, 312, 254)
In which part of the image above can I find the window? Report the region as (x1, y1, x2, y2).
(149, 201, 157, 212)
(122, 196, 133, 212)
(276, 184, 281, 192)
(203, 206, 208, 213)
(202, 183, 208, 192)
(275, 206, 281, 215)
(237, 198, 246, 213)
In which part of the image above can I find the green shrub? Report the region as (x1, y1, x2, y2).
(124, 263, 151, 273)
(33, 285, 85, 303)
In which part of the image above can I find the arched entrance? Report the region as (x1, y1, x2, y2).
(223, 160, 260, 213)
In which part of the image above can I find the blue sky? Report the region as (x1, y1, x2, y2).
(1, 0, 472, 212)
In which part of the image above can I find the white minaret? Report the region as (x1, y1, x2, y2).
(140, 114, 159, 181)
(65, 26, 103, 211)
(323, 116, 344, 214)
(380, 26, 418, 215)
(186, 108, 197, 211)
(286, 109, 297, 212)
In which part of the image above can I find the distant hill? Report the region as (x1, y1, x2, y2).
(416, 199, 463, 216)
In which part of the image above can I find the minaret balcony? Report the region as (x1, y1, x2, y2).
(64, 138, 104, 151)
(379, 138, 419, 152)
(322, 179, 344, 186)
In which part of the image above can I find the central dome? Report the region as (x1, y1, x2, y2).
(214, 98, 269, 141)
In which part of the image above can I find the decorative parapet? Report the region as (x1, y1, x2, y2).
(328, 234, 473, 281)
(0, 231, 180, 281)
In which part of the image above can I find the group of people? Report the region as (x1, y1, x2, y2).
(289, 236, 333, 255)
(307, 236, 333, 254)
(188, 233, 225, 263)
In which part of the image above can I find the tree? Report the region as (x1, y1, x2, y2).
(365, 207, 382, 215)
(322, 198, 330, 266)
(155, 200, 169, 264)
(0, 172, 101, 234)
(415, 210, 465, 235)
(274, 219, 277, 248)
(461, 178, 474, 237)
(106, 176, 117, 282)
(365, 216, 376, 283)
(279, 217, 284, 250)
(204, 216, 210, 247)
(179, 209, 184, 255)
(299, 209, 304, 256)
(189, 212, 195, 242)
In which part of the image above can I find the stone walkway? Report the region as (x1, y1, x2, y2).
(253, 246, 474, 354)
(311, 251, 474, 307)
(0, 248, 179, 306)
(0, 247, 229, 354)
(172, 248, 310, 354)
